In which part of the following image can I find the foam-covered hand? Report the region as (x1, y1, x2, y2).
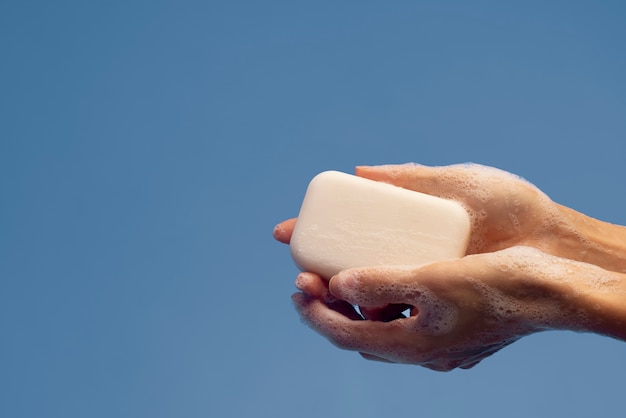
(276, 163, 626, 272)
(353, 163, 560, 255)
(275, 163, 560, 255)
(292, 246, 626, 371)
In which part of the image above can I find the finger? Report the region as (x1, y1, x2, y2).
(295, 272, 328, 299)
(273, 218, 297, 244)
(329, 266, 423, 308)
(292, 292, 410, 354)
(292, 283, 363, 321)
(330, 265, 461, 336)
(355, 164, 443, 194)
(327, 299, 364, 321)
(457, 353, 488, 370)
(295, 274, 414, 324)
(294, 272, 364, 320)
(359, 352, 397, 363)
(422, 359, 461, 372)
(295, 272, 363, 320)
(459, 360, 482, 370)
(455, 338, 517, 369)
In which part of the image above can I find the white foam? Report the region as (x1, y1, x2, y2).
(338, 269, 459, 336)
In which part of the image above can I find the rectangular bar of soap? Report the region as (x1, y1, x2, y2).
(290, 171, 471, 279)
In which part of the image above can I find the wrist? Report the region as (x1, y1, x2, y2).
(580, 275, 626, 341)
(531, 261, 626, 341)
(497, 248, 626, 341)
(549, 205, 626, 273)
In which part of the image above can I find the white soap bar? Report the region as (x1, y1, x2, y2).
(290, 171, 471, 279)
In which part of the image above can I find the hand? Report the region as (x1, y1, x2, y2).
(275, 163, 561, 256)
(276, 163, 626, 370)
(273, 163, 566, 344)
(292, 246, 626, 371)
(276, 163, 626, 271)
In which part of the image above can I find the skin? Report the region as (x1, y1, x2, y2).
(274, 163, 626, 371)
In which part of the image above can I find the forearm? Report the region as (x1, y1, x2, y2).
(552, 204, 626, 273)
(582, 279, 626, 341)
(532, 258, 626, 342)
(490, 247, 626, 342)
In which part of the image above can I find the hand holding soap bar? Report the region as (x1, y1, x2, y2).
(290, 171, 471, 279)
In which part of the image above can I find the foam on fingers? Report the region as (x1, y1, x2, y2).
(295, 272, 327, 299)
(330, 266, 418, 307)
(292, 293, 370, 352)
(273, 218, 296, 244)
(331, 265, 459, 336)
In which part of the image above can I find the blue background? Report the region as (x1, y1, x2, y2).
(2, 1, 625, 417)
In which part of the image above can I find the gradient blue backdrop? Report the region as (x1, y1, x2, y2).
(2, 1, 625, 417)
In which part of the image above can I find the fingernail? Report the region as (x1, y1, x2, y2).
(328, 274, 339, 297)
